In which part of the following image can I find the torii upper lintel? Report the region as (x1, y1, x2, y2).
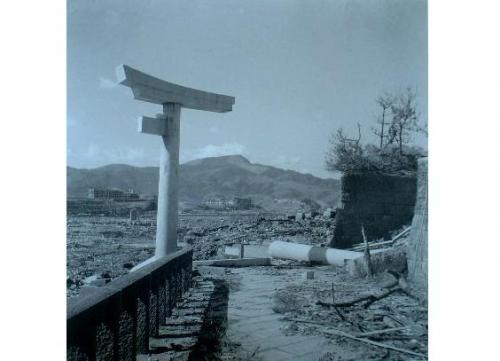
(116, 64, 235, 113)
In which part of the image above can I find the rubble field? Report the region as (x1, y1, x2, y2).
(67, 207, 427, 360)
(67, 209, 335, 298)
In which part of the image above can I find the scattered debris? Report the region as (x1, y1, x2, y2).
(290, 318, 426, 358)
(67, 207, 426, 360)
(67, 209, 337, 297)
(361, 224, 374, 278)
(272, 286, 308, 314)
(350, 226, 412, 252)
(274, 265, 428, 360)
(304, 271, 315, 280)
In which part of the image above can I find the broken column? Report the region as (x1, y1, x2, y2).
(268, 240, 360, 266)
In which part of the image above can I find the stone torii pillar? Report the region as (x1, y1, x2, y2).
(116, 65, 235, 269)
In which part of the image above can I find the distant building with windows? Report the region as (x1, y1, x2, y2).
(202, 198, 227, 209)
(201, 197, 252, 210)
(232, 197, 252, 209)
(88, 188, 140, 201)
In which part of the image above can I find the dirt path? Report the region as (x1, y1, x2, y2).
(225, 266, 330, 361)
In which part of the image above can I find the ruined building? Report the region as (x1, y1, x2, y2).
(87, 187, 140, 201)
(331, 171, 418, 248)
(202, 197, 253, 210)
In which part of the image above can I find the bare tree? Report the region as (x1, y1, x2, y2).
(372, 94, 394, 148)
(325, 124, 364, 173)
(391, 88, 419, 155)
(325, 88, 426, 175)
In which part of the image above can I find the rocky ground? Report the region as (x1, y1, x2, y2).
(67, 209, 335, 298)
(67, 214, 155, 297)
(213, 263, 427, 361)
(275, 268, 428, 360)
(67, 203, 427, 360)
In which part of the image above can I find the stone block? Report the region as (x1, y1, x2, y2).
(303, 271, 315, 280)
(323, 208, 336, 218)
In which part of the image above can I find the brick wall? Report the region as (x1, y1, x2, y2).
(331, 172, 417, 248)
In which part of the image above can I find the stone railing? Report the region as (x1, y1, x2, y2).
(67, 248, 193, 361)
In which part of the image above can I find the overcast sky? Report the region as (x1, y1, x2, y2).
(67, 0, 427, 179)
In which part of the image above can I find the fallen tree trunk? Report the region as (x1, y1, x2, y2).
(268, 241, 361, 266)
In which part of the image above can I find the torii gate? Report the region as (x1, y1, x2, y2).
(116, 64, 235, 270)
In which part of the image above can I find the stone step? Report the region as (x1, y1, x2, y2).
(172, 308, 206, 317)
(192, 279, 213, 285)
(150, 277, 228, 360)
(157, 327, 200, 339)
(191, 282, 215, 288)
(176, 301, 210, 309)
(148, 349, 190, 361)
(163, 317, 204, 327)
(188, 286, 214, 292)
(149, 336, 198, 352)
(181, 297, 211, 304)
(190, 287, 213, 292)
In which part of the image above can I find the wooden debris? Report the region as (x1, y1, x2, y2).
(356, 326, 409, 337)
(391, 226, 413, 243)
(316, 270, 422, 310)
(387, 270, 423, 305)
(361, 225, 374, 278)
(317, 287, 404, 309)
(351, 226, 412, 251)
(330, 282, 347, 321)
(289, 318, 426, 358)
(347, 248, 408, 277)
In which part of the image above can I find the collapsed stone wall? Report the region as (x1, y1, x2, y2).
(406, 158, 428, 294)
(331, 172, 417, 248)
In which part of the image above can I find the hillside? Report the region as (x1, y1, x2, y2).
(67, 155, 341, 210)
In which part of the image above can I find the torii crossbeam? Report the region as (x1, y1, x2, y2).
(116, 64, 235, 270)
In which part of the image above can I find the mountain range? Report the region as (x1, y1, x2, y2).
(67, 155, 341, 210)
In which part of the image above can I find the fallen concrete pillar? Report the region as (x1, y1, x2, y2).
(268, 241, 361, 266)
(224, 244, 242, 258)
(224, 244, 269, 259)
(243, 244, 269, 258)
